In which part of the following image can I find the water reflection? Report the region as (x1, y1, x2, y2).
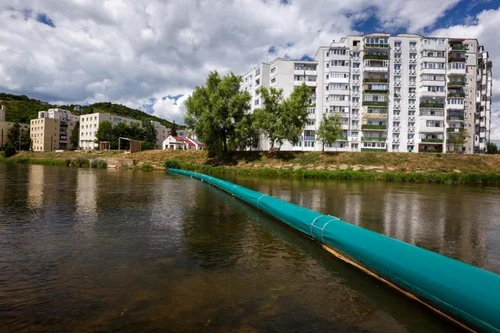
(226, 176, 500, 273)
(0, 164, 498, 332)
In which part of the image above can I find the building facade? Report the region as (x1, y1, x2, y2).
(151, 121, 170, 149)
(0, 105, 30, 149)
(30, 108, 78, 152)
(243, 33, 493, 153)
(79, 113, 142, 149)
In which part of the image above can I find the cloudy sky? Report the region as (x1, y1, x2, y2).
(0, 0, 499, 138)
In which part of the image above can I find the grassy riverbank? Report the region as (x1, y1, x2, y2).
(2, 150, 500, 184)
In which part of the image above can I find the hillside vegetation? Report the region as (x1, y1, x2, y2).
(0, 93, 173, 127)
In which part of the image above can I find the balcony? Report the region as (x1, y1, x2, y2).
(447, 81, 466, 87)
(447, 92, 465, 98)
(361, 148, 387, 152)
(365, 44, 389, 48)
(447, 127, 464, 132)
(420, 103, 445, 108)
(448, 57, 466, 63)
(421, 138, 444, 143)
(337, 136, 348, 141)
(363, 54, 389, 60)
(363, 77, 388, 83)
(450, 44, 466, 51)
(362, 137, 387, 142)
(362, 101, 388, 107)
(362, 124, 387, 130)
(447, 115, 464, 121)
(364, 89, 389, 94)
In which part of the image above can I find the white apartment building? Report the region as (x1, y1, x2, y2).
(79, 113, 141, 149)
(243, 33, 492, 153)
(242, 58, 318, 150)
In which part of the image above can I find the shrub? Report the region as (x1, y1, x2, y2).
(141, 163, 154, 171)
(164, 160, 181, 170)
(3, 142, 16, 158)
(90, 159, 108, 169)
(70, 157, 90, 168)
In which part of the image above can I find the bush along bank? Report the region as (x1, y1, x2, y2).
(164, 159, 500, 185)
(0, 157, 108, 169)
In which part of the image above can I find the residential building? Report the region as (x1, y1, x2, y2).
(163, 136, 187, 150)
(151, 121, 170, 149)
(30, 108, 78, 151)
(0, 105, 30, 148)
(242, 33, 492, 153)
(242, 58, 318, 150)
(79, 113, 141, 149)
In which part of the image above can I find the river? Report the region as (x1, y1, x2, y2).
(0, 164, 499, 332)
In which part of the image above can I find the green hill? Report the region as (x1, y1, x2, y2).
(0, 93, 174, 128)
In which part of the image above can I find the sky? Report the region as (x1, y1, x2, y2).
(0, 0, 499, 138)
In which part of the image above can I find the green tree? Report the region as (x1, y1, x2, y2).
(3, 141, 16, 157)
(141, 120, 157, 150)
(7, 124, 30, 151)
(95, 121, 114, 149)
(70, 122, 80, 149)
(486, 141, 498, 154)
(171, 121, 178, 137)
(451, 129, 468, 153)
(253, 83, 311, 151)
(317, 113, 342, 152)
(185, 71, 251, 157)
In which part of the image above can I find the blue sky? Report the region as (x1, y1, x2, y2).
(0, 0, 499, 137)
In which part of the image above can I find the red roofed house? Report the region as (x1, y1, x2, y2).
(162, 135, 187, 150)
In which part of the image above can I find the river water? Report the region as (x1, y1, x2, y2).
(0, 164, 499, 332)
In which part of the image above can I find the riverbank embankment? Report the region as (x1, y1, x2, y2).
(2, 150, 500, 184)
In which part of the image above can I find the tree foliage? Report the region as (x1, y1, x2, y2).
(70, 121, 80, 149)
(95, 120, 157, 150)
(253, 83, 311, 151)
(7, 124, 31, 151)
(316, 113, 342, 151)
(3, 141, 16, 157)
(486, 141, 498, 154)
(171, 121, 178, 137)
(451, 129, 468, 153)
(184, 71, 251, 157)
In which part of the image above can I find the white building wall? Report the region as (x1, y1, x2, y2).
(79, 113, 141, 150)
(241, 33, 492, 154)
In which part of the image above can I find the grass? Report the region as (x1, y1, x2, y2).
(169, 163, 500, 185)
(3, 150, 500, 183)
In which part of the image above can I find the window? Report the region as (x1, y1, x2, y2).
(255, 79, 260, 85)
(395, 53, 402, 58)
(271, 67, 276, 74)
(409, 65, 416, 70)
(394, 64, 401, 70)
(255, 68, 260, 76)
(331, 49, 346, 55)
(410, 41, 417, 47)
(255, 99, 259, 106)
(421, 74, 445, 81)
(394, 41, 402, 47)
(448, 98, 464, 105)
(426, 120, 443, 127)
(409, 53, 416, 59)
(353, 74, 360, 80)
(329, 72, 349, 79)
(329, 83, 349, 90)
(271, 77, 276, 83)
(423, 62, 445, 69)
(426, 86, 445, 92)
(449, 62, 465, 70)
(330, 60, 349, 66)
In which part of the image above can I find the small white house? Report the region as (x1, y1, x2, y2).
(162, 136, 187, 150)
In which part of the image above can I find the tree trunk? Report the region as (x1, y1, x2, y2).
(222, 128, 227, 152)
(322, 142, 325, 152)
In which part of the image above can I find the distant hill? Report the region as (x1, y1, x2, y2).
(0, 93, 174, 128)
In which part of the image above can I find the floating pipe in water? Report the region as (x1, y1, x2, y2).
(168, 168, 500, 332)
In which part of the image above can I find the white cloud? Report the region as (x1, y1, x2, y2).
(150, 95, 189, 124)
(432, 8, 500, 139)
(0, 0, 496, 132)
